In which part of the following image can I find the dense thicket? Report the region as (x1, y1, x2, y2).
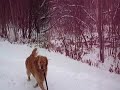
(0, 0, 120, 74)
(0, 0, 50, 46)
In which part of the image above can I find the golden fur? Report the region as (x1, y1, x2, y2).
(25, 48, 48, 90)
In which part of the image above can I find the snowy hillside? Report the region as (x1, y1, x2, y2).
(0, 41, 120, 90)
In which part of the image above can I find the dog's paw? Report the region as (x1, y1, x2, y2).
(27, 79, 31, 81)
(33, 83, 38, 88)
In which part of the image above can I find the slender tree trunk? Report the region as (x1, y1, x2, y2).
(97, 0, 104, 63)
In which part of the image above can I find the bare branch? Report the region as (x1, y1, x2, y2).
(81, 7, 96, 22)
(60, 15, 90, 29)
(40, 0, 47, 8)
(63, 4, 96, 22)
(113, 3, 120, 20)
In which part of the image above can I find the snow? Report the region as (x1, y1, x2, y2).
(0, 41, 120, 90)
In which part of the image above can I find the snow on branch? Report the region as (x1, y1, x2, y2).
(62, 4, 96, 22)
(60, 15, 90, 29)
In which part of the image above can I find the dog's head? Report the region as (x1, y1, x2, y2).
(36, 56, 48, 71)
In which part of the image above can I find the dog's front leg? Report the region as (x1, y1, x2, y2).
(26, 71, 31, 81)
(38, 82, 45, 90)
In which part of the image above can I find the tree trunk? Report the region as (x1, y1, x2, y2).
(97, 0, 104, 63)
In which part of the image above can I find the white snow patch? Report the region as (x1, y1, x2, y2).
(0, 41, 120, 90)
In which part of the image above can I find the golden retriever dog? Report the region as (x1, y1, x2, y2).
(25, 48, 48, 90)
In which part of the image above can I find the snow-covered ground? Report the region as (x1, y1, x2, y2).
(0, 41, 120, 90)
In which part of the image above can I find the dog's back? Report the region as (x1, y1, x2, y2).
(25, 48, 38, 80)
(25, 55, 36, 77)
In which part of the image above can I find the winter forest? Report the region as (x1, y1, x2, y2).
(0, 0, 120, 74)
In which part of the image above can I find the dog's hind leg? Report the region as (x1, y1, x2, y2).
(26, 70, 31, 81)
